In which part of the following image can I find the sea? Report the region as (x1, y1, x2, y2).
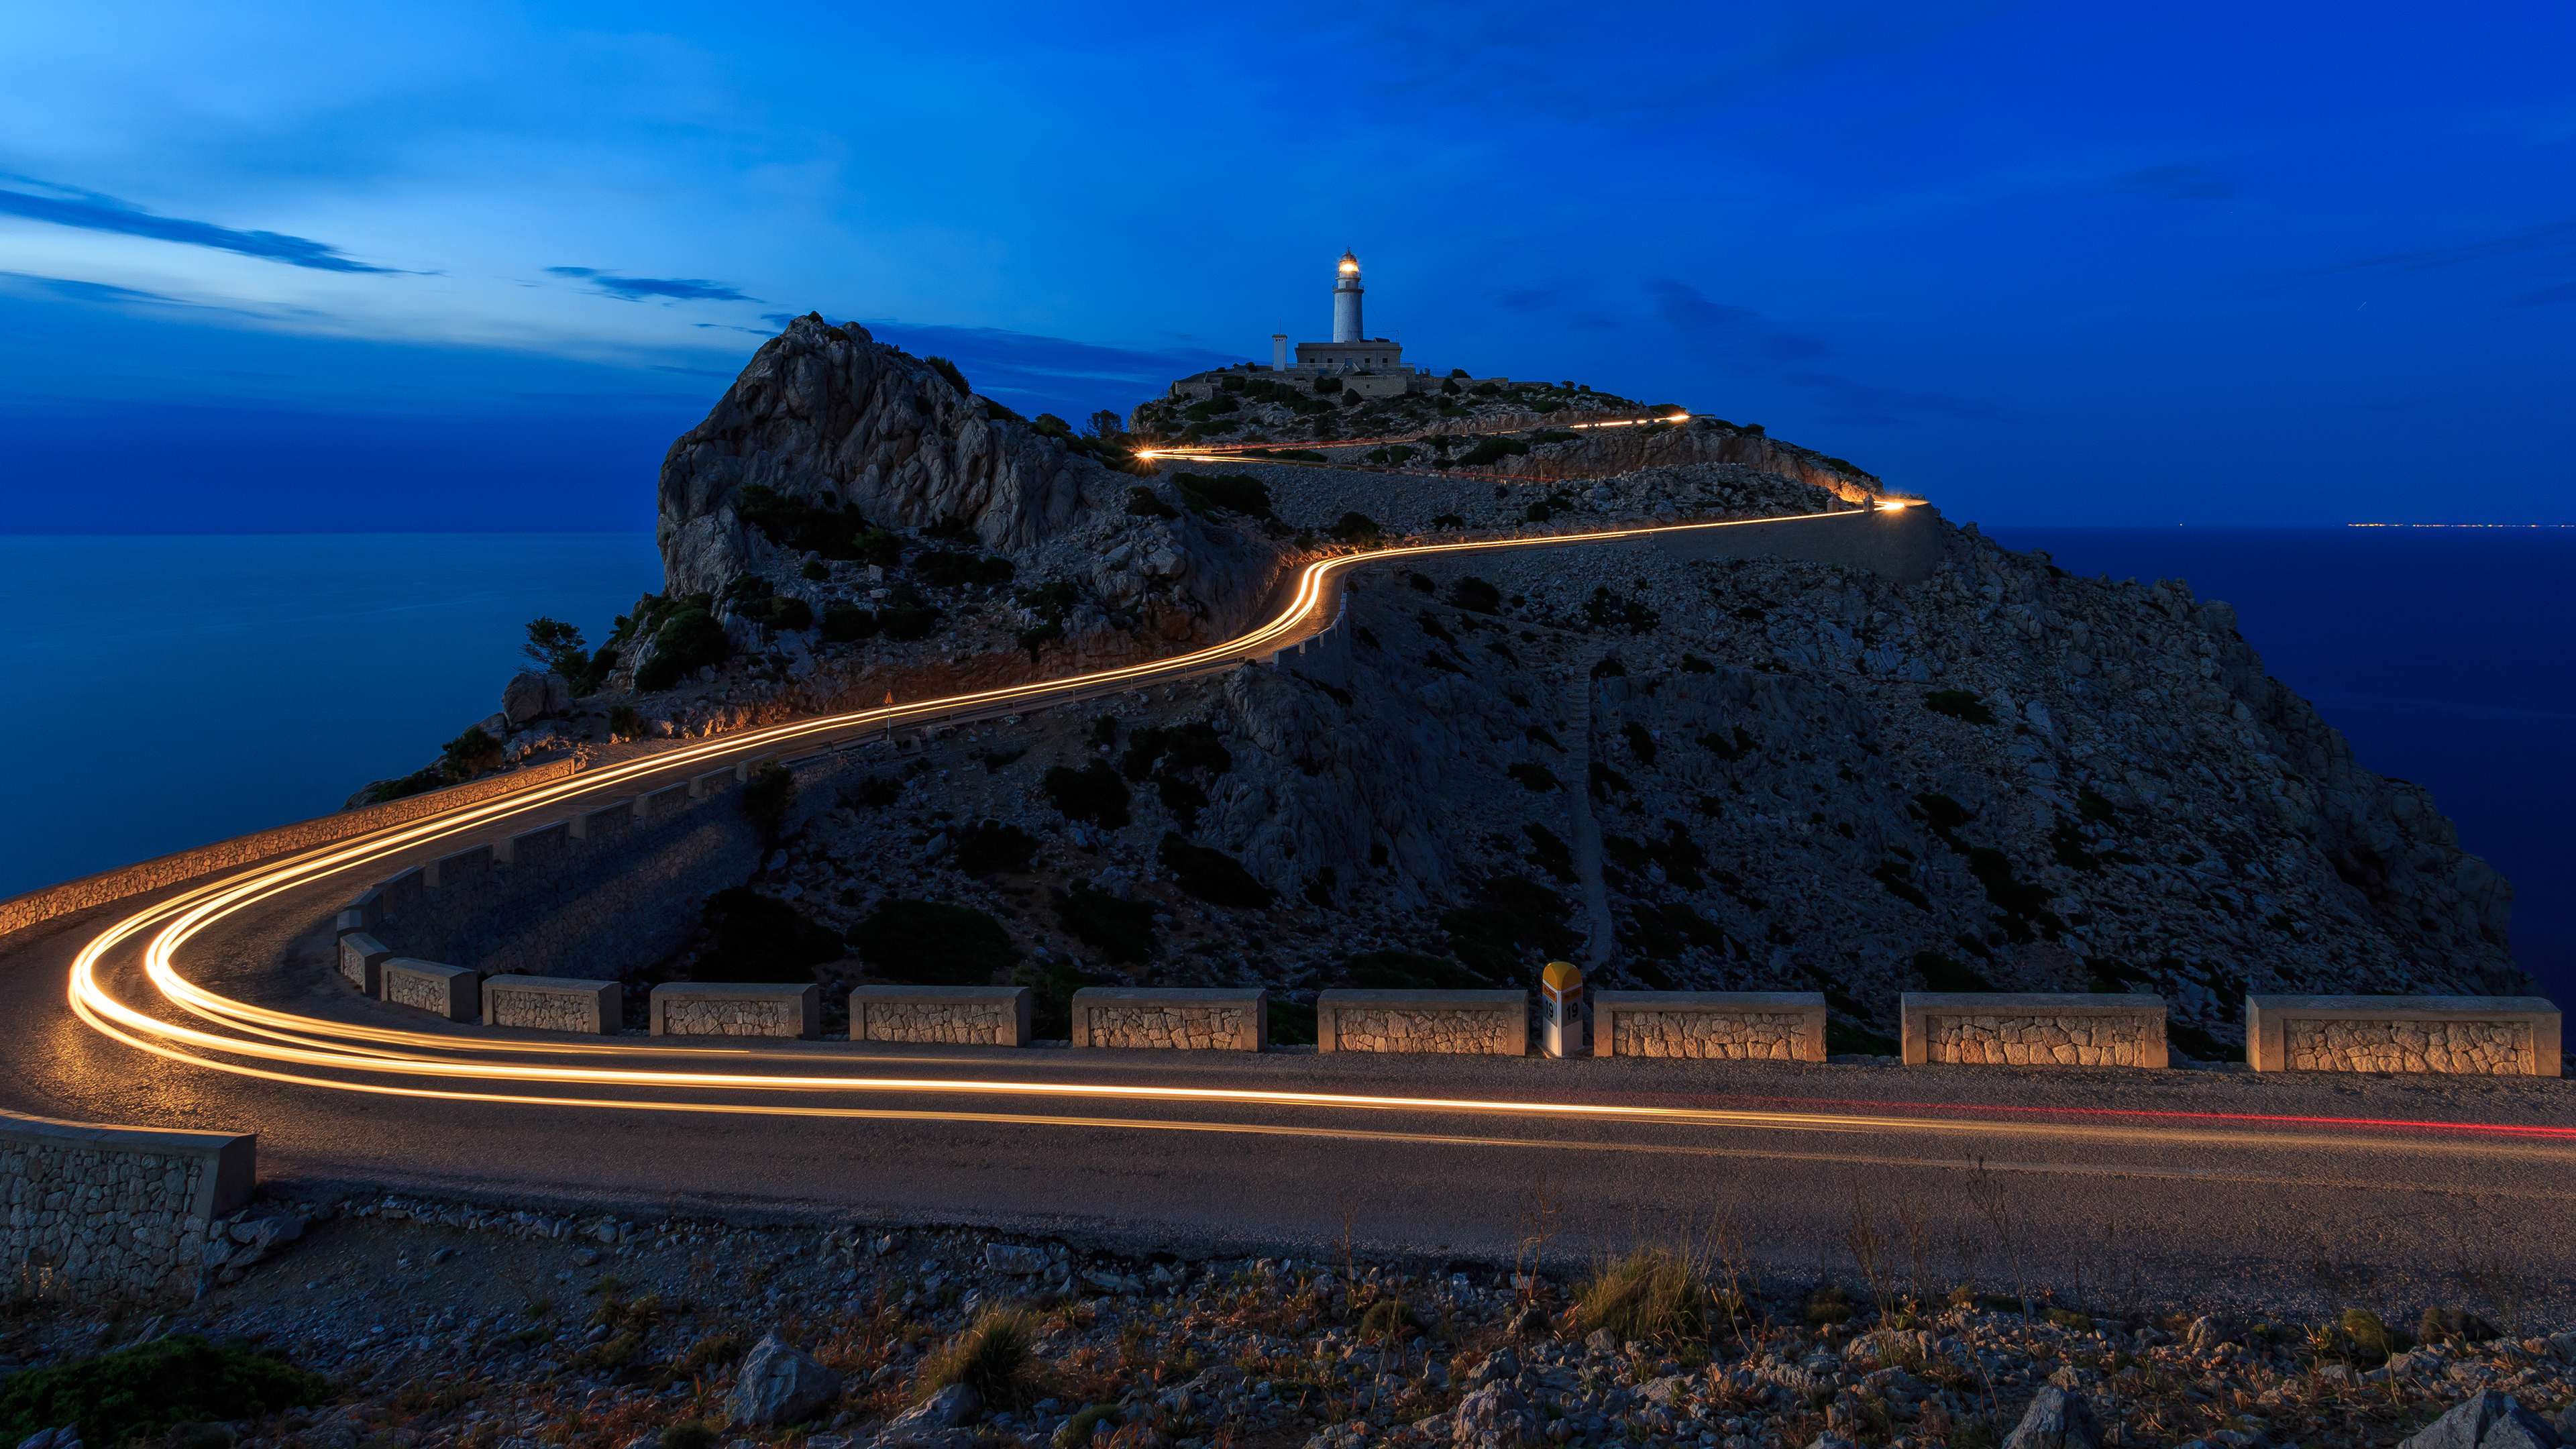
(3, 529, 2567, 1002)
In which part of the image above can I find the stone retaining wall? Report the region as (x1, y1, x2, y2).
(649, 983, 820, 1039)
(851, 987, 1032, 1047)
(1593, 991, 1826, 1061)
(1900, 993, 2168, 1069)
(1318, 990, 1527, 1055)
(381, 959, 478, 1023)
(0, 1110, 254, 1304)
(2248, 996, 2560, 1075)
(1071, 989, 1265, 1051)
(484, 976, 621, 1035)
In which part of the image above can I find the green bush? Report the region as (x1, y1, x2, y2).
(607, 704, 643, 741)
(741, 763, 796, 843)
(1456, 437, 1529, 468)
(853, 900, 1017, 985)
(953, 820, 1040, 875)
(1170, 472, 1274, 518)
(1507, 763, 1560, 792)
(821, 604, 879, 643)
(690, 888, 844, 983)
(1157, 833, 1274, 909)
(1583, 586, 1660, 634)
(763, 596, 813, 632)
(1448, 576, 1502, 614)
(1326, 512, 1381, 543)
(635, 607, 729, 691)
(1041, 762, 1130, 827)
(441, 725, 504, 782)
(916, 1308, 1041, 1409)
(1014, 621, 1063, 661)
(0, 1334, 328, 1446)
(923, 355, 971, 396)
(523, 616, 589, 676)
(802, 558, 830, 582)
(365, 767, 443, 804)
(1913, 950, 1995, 993)
(1923, 690, 1995, 725)
(1055, 885, 1157, 962)
(879, 604, 941, 641)
(914, 551, 1016, 589)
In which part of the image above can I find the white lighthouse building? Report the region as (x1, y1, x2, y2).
(1159, 250, 1512, 403)
(1332, 249, 1364, 342)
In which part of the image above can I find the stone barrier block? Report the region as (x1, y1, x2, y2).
(0, 1108, 256, 1303)
(1593, 990, 1827, 1061)
(493, 820, 568, 867)
(651, 982, 820, 1038)
(851, 985, 1033, 1046)
(735, 754, 782, 783)
(347, 885, 384, 929)
(376, 867, 427, 922)
(425, 844, 492, 890)
(1318, 989, 1527, 1055)
(2247, 995, 2561, 1075)
(380, 958, 480, 1023)
(1071, 987, 1265, 1051)
(570, 799, 634, 842)
(690, 767, 735, 799)
(637, 783, 692, 819)
(483, 975, 622, 1034)
(333, 908, 367, 936)
(337, 932, 393, 994)
(1901, 992, 2167, 1068)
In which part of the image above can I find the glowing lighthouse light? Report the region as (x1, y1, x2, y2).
(1332, 250, 1364, 343)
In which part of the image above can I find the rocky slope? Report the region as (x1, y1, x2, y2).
(409, 317, 2525, 1057)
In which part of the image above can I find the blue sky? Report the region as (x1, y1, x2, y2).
(1, 0, 2570, 531)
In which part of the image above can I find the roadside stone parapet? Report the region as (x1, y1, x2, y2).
(483, 975, 621, 1035)
(1071, 988, 1265, 1051)
(1318, 989, 1527, 1055)
(2249, 995, 2560, 1075)
(851, 986, 1032, 1046)
(1902, 993, 2168, 1068)
(1593, 991, 1826, 1061)
(0, 1108, 254, 1304)
(650, 983, 820, 1039)
(337, 932, 392, 995)
(381, 959, 480, 1023)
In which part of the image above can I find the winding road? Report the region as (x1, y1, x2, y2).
(6, 504, 2573, 1312)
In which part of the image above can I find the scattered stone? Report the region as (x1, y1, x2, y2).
(2003, 1385, 2103, 1449)
(1451, 1381, 1534, 1448)
(725, 1332, 845, 1428)
(985, 1242, 1048, 1275)
(885, 1383, 982, 1436)
(2399, 1391, 2563, 1449)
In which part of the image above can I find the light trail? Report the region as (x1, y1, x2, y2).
(56, 500, 2556, 1175)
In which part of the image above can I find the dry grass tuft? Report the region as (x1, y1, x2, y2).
(1575, 1246, 1709, 1345)
(918, 1306, 1043, 1408)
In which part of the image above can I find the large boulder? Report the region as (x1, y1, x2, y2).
(1451, 1381, 1534, 1448)
(724, 1332, 843, 1428)
(882, 1383, 981, 1442)
(2002, 1387, 2102, 1449)
(2399, 1391, 2562, 1449)
(501, 671, 570, 724)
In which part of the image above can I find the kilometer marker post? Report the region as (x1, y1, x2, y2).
(1541, 959, 1582, 1059)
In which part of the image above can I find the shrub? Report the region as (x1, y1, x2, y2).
(853, 901, 1017, 985)
(1326, 512, 1381, 543)
(1583, 587, 1660, 634)
(635, 607, 729, 691)
(1576, 1250, 1709, 1344)
(923, 355, 971, 396)
(2339, 1308, 2402, 1364)
(523, 616, 589, 676)
(916, 1308, 1041, 1409)
(1015, 621, 1063, 661)
(1171, 472, 1274, 518)
(441, 725, 504, 782)
(1913, 950, 1994, 993)
(1055, 885, 1157, 962)
(607, 704, 643, 741)
(2420, 1307, 2500, 1345)
(1448, 576, 1502, 614)
(1923, 690, 1995, 725)
(821, 604, 879, 643)
(953, 820, 1040, 875)
(1456, 437, 1529, 468)
(1344, 950, 1485, 990)
(690, 888, 844, 983)
(1507, 763, 1560, 792)
(1269, 998, 1319, 1044)
(762, 595, 813, 632)
(1125, 486, 1179, 520)
(366, 767, 443, 804)
(1157, 833, 1274, 908)
(1428, 512, 1464, 528)
(1042, 762, 1130, 827)
(741, 763, 796, 843)
(802, 558, 830, 582)
(661, 1424, 719, 1449)
(0, 1335, 329, 1447)
(914, 551, 1015, 589)
(1439, 875, 1579, 978)
(879, 604, 941, 641)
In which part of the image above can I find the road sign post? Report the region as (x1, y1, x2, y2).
(1540, 960, 1582, 1059)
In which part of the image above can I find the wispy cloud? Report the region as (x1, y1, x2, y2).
(2096, 163, 2234, 201)
(0, 271, 193, 307)
(0, 176, 400, 274)
(849, 319, 1234, 415)
(2324, 220, 2576, 275)
(547, 266, 757, 303)
(1646, 279, 1992, 423)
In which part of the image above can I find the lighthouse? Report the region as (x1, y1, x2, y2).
(1332, 250, 1364, 343)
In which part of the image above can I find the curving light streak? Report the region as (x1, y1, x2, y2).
(64, 504, 2555, 1169)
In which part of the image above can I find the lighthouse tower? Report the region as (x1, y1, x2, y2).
(1332, 250, 1364, 343)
